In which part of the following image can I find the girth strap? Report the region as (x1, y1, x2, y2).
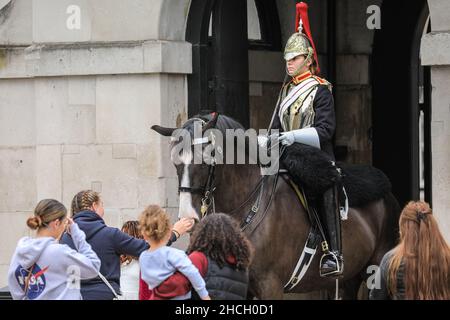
(282, 176, 329, 290)
(284, 226, 321, 291)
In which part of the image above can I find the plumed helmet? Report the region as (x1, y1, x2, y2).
(283, 2, 320, 74)
(284, 33, 313, 61)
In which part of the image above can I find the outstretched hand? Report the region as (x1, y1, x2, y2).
(172, 218, 195, 237)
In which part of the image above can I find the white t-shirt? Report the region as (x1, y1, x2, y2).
(120, 259, 140, 300)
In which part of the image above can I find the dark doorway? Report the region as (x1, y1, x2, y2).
(186, 0, 249, 127)
(372, 0, 432, 207)
(186, 0, 282, 129)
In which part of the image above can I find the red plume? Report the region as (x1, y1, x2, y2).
(295, 2, 320, 74)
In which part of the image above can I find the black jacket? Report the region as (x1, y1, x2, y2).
(193, 257, 249, 300)
(272, 84, 336, 159)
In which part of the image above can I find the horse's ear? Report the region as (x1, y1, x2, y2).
(151, 125, 176, 137)
(202, 112, 219, 133)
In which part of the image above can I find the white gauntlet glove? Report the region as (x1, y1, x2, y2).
(257, 135, 269, 148)
(278, 128, 321, 149)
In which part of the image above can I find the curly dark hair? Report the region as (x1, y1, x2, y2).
(187, 213, 254, 270)
(120, 220, 143, 264)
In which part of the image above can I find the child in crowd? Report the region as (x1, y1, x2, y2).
(119, 221, 142, 300)
(138, 205, 210, 300)
(149, 213, 253, 300)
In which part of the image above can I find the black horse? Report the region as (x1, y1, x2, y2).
(152, 113, 400, 299)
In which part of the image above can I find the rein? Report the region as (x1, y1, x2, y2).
(239, 145, 287, 233)
(176, 116, 285, 234)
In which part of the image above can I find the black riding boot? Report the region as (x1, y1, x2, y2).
(319, 186, 344, 277)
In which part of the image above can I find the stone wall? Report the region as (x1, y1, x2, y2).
(248, 50, 284, 129)
(0, 0, 192, 287)
(422, 0, 450, 241)
(334, 0, 382, 164)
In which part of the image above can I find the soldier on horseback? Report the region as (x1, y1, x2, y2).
(267, 2, 343, 277)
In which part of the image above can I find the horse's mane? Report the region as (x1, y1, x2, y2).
(179, 112, 252, 161)
(182, 112, 244, 135)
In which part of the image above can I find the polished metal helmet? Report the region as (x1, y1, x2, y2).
(284, 2, 320, 74)
(284, 32, 314, 62)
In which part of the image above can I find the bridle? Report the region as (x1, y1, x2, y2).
(179, 159, 217, 218)
(175, 115, 285, 233)
(176, 117, 218, 218)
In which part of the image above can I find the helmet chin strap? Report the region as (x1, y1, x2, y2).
(287, 49, 314, 77)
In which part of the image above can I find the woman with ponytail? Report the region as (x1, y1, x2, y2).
(61, 190, 194, 300)
(370, 201, 450, 300)
(8, 199, 100, 300)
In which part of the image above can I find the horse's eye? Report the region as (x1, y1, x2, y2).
(170, 136, 182, 145)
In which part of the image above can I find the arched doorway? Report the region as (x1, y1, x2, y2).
(372, 0, 432, 206)
(186, 0, 281, 128)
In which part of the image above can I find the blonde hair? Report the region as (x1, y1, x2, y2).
(304, 53, 317, 75)
(27, 199, 67, 230)
(309, 57, 318, 75)
(139, 205, 171, 242)
(71, 190, 101, 216)
(388, 201, 450, 299)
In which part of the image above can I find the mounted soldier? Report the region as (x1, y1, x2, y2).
(152, 1, 401, 298)
(266, 1, 343, 277)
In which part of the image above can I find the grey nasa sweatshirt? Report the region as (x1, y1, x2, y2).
(8, 223, 101, 300)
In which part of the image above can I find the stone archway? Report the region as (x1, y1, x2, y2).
(159, 0, 191, 41)
(185, 0, 250, 127)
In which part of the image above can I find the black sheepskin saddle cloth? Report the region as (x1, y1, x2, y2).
(280, 143, 391, 208)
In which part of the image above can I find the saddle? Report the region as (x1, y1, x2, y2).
(280, 144, 392, 289)
(280, 143, 392, 208)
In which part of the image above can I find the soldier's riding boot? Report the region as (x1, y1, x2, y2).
(319, 186, 344, 277)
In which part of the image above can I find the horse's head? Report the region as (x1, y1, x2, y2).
(152, 112, 245, 222)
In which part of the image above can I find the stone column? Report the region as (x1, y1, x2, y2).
(421, 0, 450, 241)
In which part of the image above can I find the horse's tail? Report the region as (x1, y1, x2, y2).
(371, 192, 401, 265)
